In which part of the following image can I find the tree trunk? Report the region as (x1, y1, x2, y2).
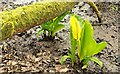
(0, 2, 78, 41)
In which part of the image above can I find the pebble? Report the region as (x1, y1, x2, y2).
(0, 64, 5, 67)
(60, 68, 69, 72)
(12, 61, 18, 65)
(3, 60, 8, 63)
(49, 70, 54, 72)
(35, 57, 42, 62)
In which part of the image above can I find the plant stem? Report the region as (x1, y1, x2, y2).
(77, 40, 81, 61)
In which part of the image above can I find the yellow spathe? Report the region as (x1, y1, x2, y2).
(70, 15, 82, 40)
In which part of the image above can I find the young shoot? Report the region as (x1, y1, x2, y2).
(36, 12, 69, 40)
(60, 14, 107, 69)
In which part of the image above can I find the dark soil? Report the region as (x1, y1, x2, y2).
(0, 1, 119, 73)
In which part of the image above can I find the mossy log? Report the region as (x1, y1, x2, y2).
(0, 2, 77, 41)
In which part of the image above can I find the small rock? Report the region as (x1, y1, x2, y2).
(37, 53, 42, 56)
(3, 60, 8, 63)
(46, 60, 51, 63)
(0, 63, 5, 67)
(12, 61, 18, 65)
(60, 68, 69, 72)
(42, 60, 48, 64)
(54, 57, 59, 63)
(20, 62, 27, 67)
(0, 67, 7, 73)
(49, 70, 54, 72)
(31, 34, 37, 39)
(35, 57, 42, 62)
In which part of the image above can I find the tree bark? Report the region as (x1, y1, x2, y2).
(0, 2, 78, 41)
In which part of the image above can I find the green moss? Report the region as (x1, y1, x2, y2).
(0, 2, 77, 40)
(1, 21, 14, 39)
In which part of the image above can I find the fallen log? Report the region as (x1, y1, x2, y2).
(0, 2, 78, 41)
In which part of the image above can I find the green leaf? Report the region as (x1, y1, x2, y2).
(82, 56, 90, 65)
(74, 14, 84, 28)
(41, 24, 51, 31)
(60, 55, 70, 64)
(42, 19, 53, 27)
(82, 64, 88, 69)
(41, 19, 53, 32)
(52, 24, 65, 36)
(88, 42, 107, 56)
(69, 27, 77, 66)
(80, 19, 107, 60)
(90, 57, 102, 68)
(70, 26, 77, 52)
(95, 42, 107, 55)
(53, 11, 69, 25)
(85, 38, 97, 57)
(70, 26, 77, 48)
(67, 52, 76, 66)
(80, 19, 95, 61)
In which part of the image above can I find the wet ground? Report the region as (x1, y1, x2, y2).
(0, 1, 120, 73)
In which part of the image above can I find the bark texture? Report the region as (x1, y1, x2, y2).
(0, 2, 77, 41)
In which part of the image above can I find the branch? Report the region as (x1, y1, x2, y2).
(0, 2, 78, 41)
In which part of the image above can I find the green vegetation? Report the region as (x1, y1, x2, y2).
(60, 14, 107, 69)
(110, 5, 118, 11)
(36, 12, 69, 40)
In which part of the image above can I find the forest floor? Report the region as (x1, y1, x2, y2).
(0, 2, 120, 73)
